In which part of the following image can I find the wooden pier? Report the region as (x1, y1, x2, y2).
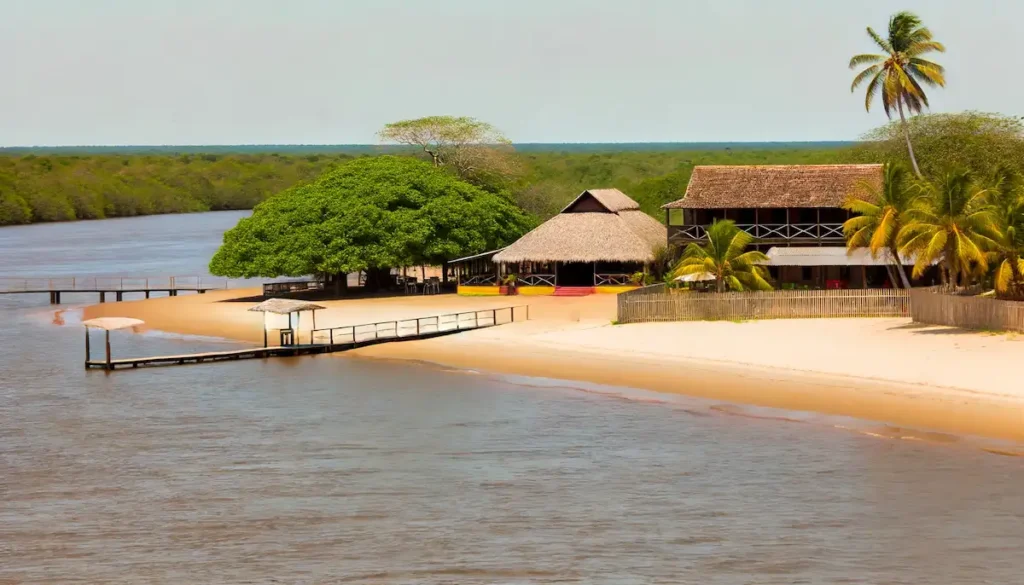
(85, 306, 528, 371)
(0, 276, 229, 304)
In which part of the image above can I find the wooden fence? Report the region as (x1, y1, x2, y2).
(617, 286, 910, 323)
(909, 287, 1024, 333)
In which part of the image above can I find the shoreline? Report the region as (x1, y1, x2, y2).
(80, 290, 1024, 444)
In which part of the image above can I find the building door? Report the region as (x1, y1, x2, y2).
(557, 262, 595, 287)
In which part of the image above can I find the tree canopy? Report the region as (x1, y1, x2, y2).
(378, 116, 519, 189)
(854, 112, 1024, 179)
(208, 156, 533, 279)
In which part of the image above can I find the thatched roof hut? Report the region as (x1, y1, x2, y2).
(248, 298, 326, 314)
(493, 189, 666, 264)
(662, 164, 883, 209)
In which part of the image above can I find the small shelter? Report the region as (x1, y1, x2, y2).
(83, 317, 145, 370)
(249, 298, 326, 347)
(489, 189, 666, 293)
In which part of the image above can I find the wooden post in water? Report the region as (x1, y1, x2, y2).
(84, 328, 91, 368)
(105, 330, 112, 371)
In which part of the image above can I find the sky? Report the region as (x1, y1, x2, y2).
(1, 0, 1020, 146)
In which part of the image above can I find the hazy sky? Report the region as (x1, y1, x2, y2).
(2, 0, 1020, 146)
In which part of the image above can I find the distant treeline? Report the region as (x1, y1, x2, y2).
(0, 141, 856, 156)
(0, 146, 864, 227)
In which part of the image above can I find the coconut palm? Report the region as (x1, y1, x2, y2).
(850, 11, 946, 177)
(672, 220, 772, 293)
(897, 169, 998, 285)
(842, 163, 914, 288)
(985, 168, 1024, 299)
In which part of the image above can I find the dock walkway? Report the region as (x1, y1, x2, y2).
(1, 276, 229, 304)
(87, 305, 527, 371)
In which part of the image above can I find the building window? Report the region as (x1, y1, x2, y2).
(668, 209, 685, 226)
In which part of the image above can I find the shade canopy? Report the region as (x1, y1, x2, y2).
(662, 164, 883, 210)
(675, 272, 716, 282)
(248, 298, 326, 314)
(82, 317, 146, 331)
(765, 247, 915, 267)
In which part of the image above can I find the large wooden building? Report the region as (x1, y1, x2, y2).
(662, 164, 921, 289)
(452, 189, 666, 296)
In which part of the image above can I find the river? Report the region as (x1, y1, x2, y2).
(1, 211, 1021, 584)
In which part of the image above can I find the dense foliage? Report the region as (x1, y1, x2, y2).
(853, 112, 1024, 179)
(0, 146, 854, 227)
(208, 156, 532, 279)
(0, 153, 347, 226)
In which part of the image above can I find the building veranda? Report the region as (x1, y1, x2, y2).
(662, 164, 935, 289)
(450, 189, 667, 296)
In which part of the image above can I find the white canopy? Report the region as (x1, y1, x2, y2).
(82, 317, 145, 331)
(765, 247, 915, 267)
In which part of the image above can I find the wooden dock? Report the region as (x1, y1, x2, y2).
(86, 305, 528, 371)
(0, 276, 229, 304)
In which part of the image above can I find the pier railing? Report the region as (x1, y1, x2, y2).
(310, 305, 527, 346)
(617, 287, 910, 323)
(0, 275, 231, 293)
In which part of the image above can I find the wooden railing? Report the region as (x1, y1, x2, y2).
(310, 305, 528, 345)
(518, 274, 556, 286)
(262, 280, 323, 296)
(618, 287, 910, 323)
(0, 275, 230, 293)
(595, 273, 634, 286)
(461, 275, 498, 286)
(669, 223, 846, 243)
(909, 287, 1024, 333)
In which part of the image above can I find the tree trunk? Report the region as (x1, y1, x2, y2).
(890, 246, 912, 288)
(897, 100, 923, 178)
(882, 262, 897, 288)
(716, 277, 724, 293)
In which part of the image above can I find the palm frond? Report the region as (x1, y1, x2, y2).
(850, 54, 884, 69)
(867, 26, 893, 53)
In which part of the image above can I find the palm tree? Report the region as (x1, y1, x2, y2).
(672, 220, 772, 293)
(843, 163, 915, 288)
(897, 169, 998, 286)
(850, 11, 946, 177)
(986, 168, 1024, 299)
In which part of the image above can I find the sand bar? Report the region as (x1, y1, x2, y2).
(82, 290, 1024, 443)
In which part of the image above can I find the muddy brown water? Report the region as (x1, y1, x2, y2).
(1, 211, 1022, 584)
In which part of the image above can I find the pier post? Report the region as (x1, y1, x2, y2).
(170, 290, 177, 297)
(105, 331, 112, 370)
(145, 291, 150, 299)
(99, 292, 106, 303)
(55, 291, 60, 304)
(84, 329, 91, 368)
(116, 292, 123, 302)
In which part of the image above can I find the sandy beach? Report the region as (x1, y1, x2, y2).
(82, 290, 1024, 443)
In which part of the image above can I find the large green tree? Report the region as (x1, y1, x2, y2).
(378, 116, 519, 190)
(986, 168, 1024, 299)
(850, 11, 945, 177)
(208, 156, 532, 285)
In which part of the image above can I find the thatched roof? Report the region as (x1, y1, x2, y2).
(662, 164, 883, 209)
(562, 188, 640, 213)
(494, 190, 666, 264)
(249, 298, 326, 314)
(82, 317, 145, 331)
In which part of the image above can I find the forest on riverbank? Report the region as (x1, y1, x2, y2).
(0, 145, 855, 226)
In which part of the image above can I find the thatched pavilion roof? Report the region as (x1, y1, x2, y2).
(494, 189, 666, 264)
(82, 317, 145, 331)
(662, 164, 883, 209)
(248, 298, 326, 314)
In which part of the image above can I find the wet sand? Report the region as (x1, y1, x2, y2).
(83, 290, 1024, 443)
